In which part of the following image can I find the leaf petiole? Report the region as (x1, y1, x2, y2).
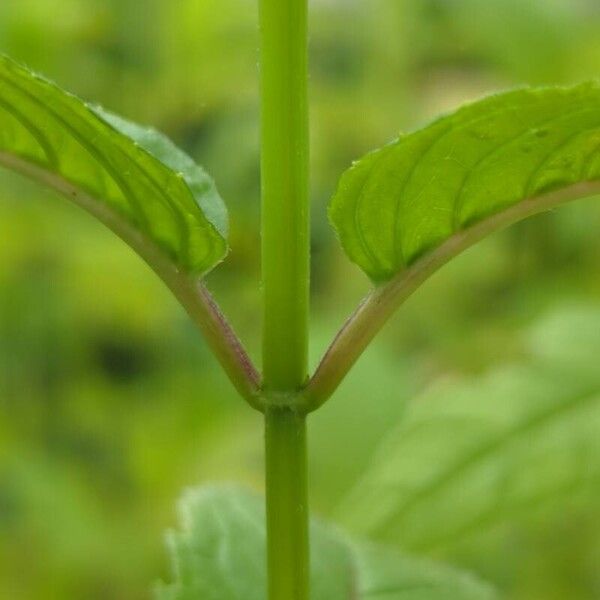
(305, 180, 600, 410)
(0, 149, 261, 407)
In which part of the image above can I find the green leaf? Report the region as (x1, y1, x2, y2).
(156, 486, 496, 600)
(155, 486, 354, 600)
(0, 54, 227, 275)
(336, 306, 600, 552)
(356, 544, 496, 600)
(330, 85, 600, 282)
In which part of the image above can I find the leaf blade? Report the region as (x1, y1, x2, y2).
(0, 55, 227, 275)
(336, 307, 600, 552)
(155, 485, 355, 600)
(356, 544, 497, 600)
(156, 485, 496, 600)
(330, 85, 600, 282)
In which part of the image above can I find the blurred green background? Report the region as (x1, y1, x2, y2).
(1, 0, 600, 598)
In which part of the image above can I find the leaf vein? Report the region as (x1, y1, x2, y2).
(381, 386, 600, 530)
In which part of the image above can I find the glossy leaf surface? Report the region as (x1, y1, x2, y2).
(0, 55, 227, 275)
(330, 85, 600, 281)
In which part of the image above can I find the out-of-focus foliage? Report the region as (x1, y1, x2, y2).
(156, 486, 354, 600)
(156, 485, 497, 600)
(0, 0, 599, 599)
(337, 306, 600, 599)
(355, 543, 497, 600)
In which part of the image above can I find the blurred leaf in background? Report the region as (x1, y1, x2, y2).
(0, 0, 600, 599)
(337, 305, 600, 600)
(156, 486, 497, 600)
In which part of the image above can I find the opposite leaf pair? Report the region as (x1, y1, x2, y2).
(1, 55, 599, 408)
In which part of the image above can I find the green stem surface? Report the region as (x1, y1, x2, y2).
(260, 0, 309, 393)
(265, 409, 309, 600)
(259, 0, 311, 597)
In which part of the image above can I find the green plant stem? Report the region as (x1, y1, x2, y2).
(265, 408, 309, 600)
(259, 0, 310, 596)
(259, 0, 309, 393)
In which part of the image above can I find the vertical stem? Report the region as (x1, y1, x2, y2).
(259, 0, 310, 392)
(259, 0, 310, 597)
(265, 409, 309, 600)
